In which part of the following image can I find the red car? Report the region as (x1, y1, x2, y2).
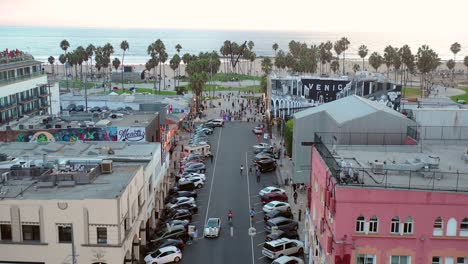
(261, 192, 288, 204)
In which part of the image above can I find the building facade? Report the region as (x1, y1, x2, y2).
(0, 50, 60, 124)
(0, 141, 171, 264)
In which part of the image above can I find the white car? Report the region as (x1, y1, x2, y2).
(165, 197, 195, 209)
(180, 173, 206, 181)
(262, 238, 304, 260)
(259, 186, 286, 197)
(253, 143, 273, 153)
(204, 218, 221, 237)
(253, 125, 264, 134)
(144, 246, 182, 263)
(263, 201, 291, 214)
(272, 256, 305, 264)
(178, 176, 205, 188)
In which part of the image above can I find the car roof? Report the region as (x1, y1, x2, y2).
(268, 216, 290, 223)
(265, 237, 293, 246)
(158, 246, 178, 252)
(267, 201, 285, 205)
(208, 217, 220, 222)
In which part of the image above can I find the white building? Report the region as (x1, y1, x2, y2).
(0, 141, 170, 264)
(0, 54, 60, 124)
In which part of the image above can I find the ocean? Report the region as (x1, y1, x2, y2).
(1, 26, 467, 64)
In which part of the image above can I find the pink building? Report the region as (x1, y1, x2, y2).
(306, 135, 468, 264)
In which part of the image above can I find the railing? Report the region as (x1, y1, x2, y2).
(0, 72, 44, 87)
(0, 54, 34, 65)
(408, 126, 468, 141)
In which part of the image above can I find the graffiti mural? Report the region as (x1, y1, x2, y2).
(15, 127, 118, 143)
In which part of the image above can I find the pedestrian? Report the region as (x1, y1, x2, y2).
(293, 191, 298, 204)
(250, 208, 255, 220)
(210, 154, 214, 163)
(292, 183, 297, 192)
(256, 170, 261, 183)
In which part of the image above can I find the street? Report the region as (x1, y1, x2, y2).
(181, 122, 280, 264)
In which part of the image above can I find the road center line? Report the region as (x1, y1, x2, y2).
(230, 226, 234, 237)
(246, 151, 255, 264)
(203, 127, 223, 225)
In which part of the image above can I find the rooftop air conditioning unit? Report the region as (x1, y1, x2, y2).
(371, 161, 385, 174)
(101, 160, 113, 174)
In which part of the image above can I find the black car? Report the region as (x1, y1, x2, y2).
(175, 181, 197, 192)
(200, 122, 216, 129)
(147, 238, 185, 253)
(152, 225, 189, 242)
(90, 106, 101, 112)
(253, 153, 276, 162)
(161, 209, 193, 221)
(265, 217, 299, 233)
(165, 191, 197, 202)
(265, 229, 299, 241)
(264, 210, 294, 222)
(76, 105, 85, 112)
(66, 104, 77, 112)
(184, 154, 205, 162)
(256, 158, 277, 173)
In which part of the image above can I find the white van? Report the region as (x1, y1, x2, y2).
(262, 238, 304, 259)
(183, 144, 212, 158)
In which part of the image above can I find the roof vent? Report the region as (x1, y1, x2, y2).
(371, 161, 385, 174)
(101, 160, 113, 174)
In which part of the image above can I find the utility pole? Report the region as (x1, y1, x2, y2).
(71, 224, 76, 264)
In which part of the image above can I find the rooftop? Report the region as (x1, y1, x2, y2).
(0, 141, 160, 200)
(316, 135, 468, 192)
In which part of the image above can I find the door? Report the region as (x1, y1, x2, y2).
(446, 257, 454, 264)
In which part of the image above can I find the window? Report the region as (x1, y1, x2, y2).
(460, 218, 468, 237)
(403, 217, 413, 234)
(391, 256, 410, 264)
(356, 216, 365, 233)
(369, 216, 378, 233)
(58, 225, 72, 243)
(433, 217, 443, 236)
(457, 257, 467, 264)
(0, 224, 12, 241)
(391, 216, 400, 234)
(97, 227, 107, 244)
(357, 254, 376, 264)
(447, 218, 457, 236)
(22, 224, 40, 241)
(432, 257, 441, 264)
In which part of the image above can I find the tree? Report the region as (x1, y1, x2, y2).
(274, 50, 286, 70)
(383, 45, 396, 78)
(446, 59, 456, 86)
(464, 56, 468, 78)
(358, 45, 368, 71)
(103, 43, 114, 82)
(333, 41, 342, 74)
(330, 60, 340, 74)
(170, 54, 181, 88)
(220, 40, 248, 73)
(261, 57, 273, 75)
(272, 43, 279, 56)
(338, 37, 350, 75)
(368, 52, 383, 72)
(393, 48, 402, 83)
(450, 42, 461, 62)
(353, 64, 360, 73)
(400, 45, 415, 87)
(85, 44, 96, 80)
(112, 58, 121, 71)
(175, 44, 182, 86)
(161, 50, 168, 89)
(60, 39, 70, 88)
(284, 119, 293, 157)
(147, 43, 160, 92)
(120, 40, 129, 89)
(48, 56, 55, 75)
(416, 45, 440, 96)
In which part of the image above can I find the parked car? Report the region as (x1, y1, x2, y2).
(266, 229, 299, 241)
(264, 210, 294, 222)
(253, 125, 264, 134)
(76, 105, 85, 112)
(166, 197, 196, 209)
(259, 186, 286, 197)
(178, 176, 204, 188)
(180, 161, 205, 169)
(196, 127, 213, 135)
(253, 143, 273, 154)
(178, 172, 206, 181)
(161, 209, 193, 222)
(261, 238, 304, 260)
(152, 225, 189, 242)
(182, 154, 205, 162)
(256, 158, 277, 173)
(144, 246, 182, 264)
(204, 218, 221, 238)
(147, 238, 186, 253)
(66, 104, 77, 112)
(272, 256, 304, 264)
(165, 191, 197, 202)
(206, 119, 224, 127)
(175, 181, 198, 192)
(168, 203, 198, 214)
(263, 201, 291, 214)
(253, 153, 276, 162)
(265, 217, 298, 233)
(90, 106, 101, 113)
(182, 163, 206, 173)
(163, 219, 190, 229)
(199, 122, 216, 129)
(261, 192, 288, 204)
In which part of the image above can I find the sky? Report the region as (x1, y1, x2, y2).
(0, 0, 466, 33)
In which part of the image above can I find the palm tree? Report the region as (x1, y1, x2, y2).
(85, 44, 95, 80)
(60, 39, 70, 88)
(175, 44, 182, 86)
(48, 56, 55, 75)
(416, 45, 440, 96)
(353, 64, 360, 73)
(383, 45, 395, 78)
(261, 57, 273, 75)
(112, 58, 121, 73)
(339, 37, 350, 75)
(330, 60, 340, 75)
(103, 43, 114, 84)
(392, 48, 402, 83)
(368, 52, 383, 72)
(333, 41, 342, 74)
(170, 54, 181, 89)
(272, 43, 279, 70)
(446, 59, 455, 87)
(358, 45, 368, 71)
(75, 46, 86, 82)
(161, 51, 168, 89)
(450, 42, 461, 83)
(120, 40, 129, 89)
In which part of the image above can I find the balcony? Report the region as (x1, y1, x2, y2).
(0, 103, 17, 112)
(0, 72, 44, 87)
(19, 96, 38, 105)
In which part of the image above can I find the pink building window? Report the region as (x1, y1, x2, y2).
(369, 216, 378, 233)
(390, 216, 400, 234)
(460, 218, 468, 237)
(403, 217, 413, 235)
(433, 217, 443, 236)
(356, 216, 365, 233)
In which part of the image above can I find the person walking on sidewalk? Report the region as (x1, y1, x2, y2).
(249, 208, 255, 221)
(256, 169, 261, 183)
(293, 191, 298, 204)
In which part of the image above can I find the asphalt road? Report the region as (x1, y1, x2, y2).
(181, 122, 280, 264)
